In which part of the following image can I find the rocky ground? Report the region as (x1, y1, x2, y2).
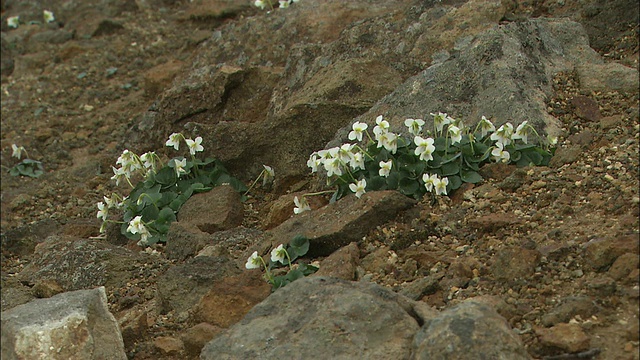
(1, 0, 638, 359)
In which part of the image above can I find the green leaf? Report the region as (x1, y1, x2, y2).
(460, 169, 483, 183)
(398, 177, 420, 197)
(285, 269, 305, 282)
(441, 162, 460, 176)
(155, 166, 177, 185)
(447, 175, 462, 190)
(288, 235, 310, 261)
(367, 176, 386, 191)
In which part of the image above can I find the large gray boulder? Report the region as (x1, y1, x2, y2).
(1, 287, 126, 360)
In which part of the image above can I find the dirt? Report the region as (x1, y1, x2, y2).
(1, 1, 638, 359)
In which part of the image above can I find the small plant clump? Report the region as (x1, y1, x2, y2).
(254, 0, 300, 11)
(96, 132, 271, 247)
(245, 235, 318, 290)
(4, 144, 44, 178)
(294, 113, 556, 212)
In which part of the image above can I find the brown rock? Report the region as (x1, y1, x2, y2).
(181, 322, 223, 357)
(536, 323, 590, 353)
(153, 336, 184, 356)
(119, 309, 149, 349)
(582, 235, 639, 271)
(467, 213, 522, 234)
(143, 59, 185, 97)
(266, 190, 416, 257)
(570, 95, 601, 122)
(177, 185, 244, 234)
(541, 296, 599, 327)
(191, 271, 271, 328)
(314, 242, 360, 280)
(608, 253, 639, 282)
(490, 247, 541, 281)
(32, 279, 64, 298)
(262, 191, 329, 230)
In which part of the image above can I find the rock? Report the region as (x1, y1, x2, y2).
(577, 62, 639, 94)
(540, 296, 600, 327)
(1, 33, 15, 78)
(399, 274, 442, 301)
(143, 59, 186, 97)
(156, 255, 239, 315)
(262, 191, 328, 230)
(490, 247, 541, 281)
(1, 287, 126, 360)
(582, 235, 639, 271)
(313, 242, 360, 280)
(177, 185, 244, 234)
(0, 218, 61, 256)
(549, 145, 581, 167)
(32, 279, 64, 298)
(467, 213, 523, 234)
(191, 271, 271, 327)
(412, 299, 531, 359)
(266, 190, 416, 257)
(118, 308, 149, 349)
(201, 276, 435, 359)
(165, 222, 210, 261)
(16, 236, 155, 292)
(181, 323, 223, 358)
(570, 95, 602, 122)
(567, 129, 595, 148)
(608, 253, 639, 283)
(153, 336, 184, 356)
(536, 323, 591, 353)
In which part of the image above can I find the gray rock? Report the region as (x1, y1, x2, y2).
(412, 299, 531, 360)
(1, 287, 126, 360)
(16, 236, 157, 292)
(265, 190, 416, 257)
(200, 276, 435, 360)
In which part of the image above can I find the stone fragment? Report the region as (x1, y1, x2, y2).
(412, 299, 531, 359)
(467, 213, 522, 234)
(143, 59, 185, 97)
(536, 323, 591, 353)
(1, 287, 126, 360)
(177, 185, 244, 234)
(540, 296, 599, 327)
(153, 336, 184, 356)
(181, 323, 223, 357)
(570, 95, 601, 122)
(490, 247, 541, 281)
(266, 190, 416, 257)
(313, 242, 360, 280)
(582, 235, 639, 271)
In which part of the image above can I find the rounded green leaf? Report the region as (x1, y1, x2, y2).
(460, 169, 483, 183)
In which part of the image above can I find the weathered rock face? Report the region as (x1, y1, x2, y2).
(1, 286, 126, 360)
(200, 276, 435, 360)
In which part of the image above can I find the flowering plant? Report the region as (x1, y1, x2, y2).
(5, 144, 44, 178)
(97, 132, 252, 246)
(298, 113, 556, 209)
(245, 235, 318, 290)
(254, 0, 300, 10)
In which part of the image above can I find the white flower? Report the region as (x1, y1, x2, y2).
(434, 177, 449, 196)
(262, 165, 275, 185)
(43, 10, 55, 23)
(323, 157, 343, 177)
(491, 142, 510, 163)
(245, 251, 262, 269)
(127, 216, 147, 235)
(404, 118, 425, 136)
(490, 123, 514, 146)
(512, 121, 530, 144)
(376, 131, 398, 154)
(174, 158, 187, 177)
(279, 0, 290, 8)
(116, 149, 136, 167)
(349, 178, 367, 198)
(185, 136, 204, 155)
(547, 134, 558, 146)
(11, 144, 25, 159)
(348, 121, 368, 142)
(431, 112, 452, 133)
(140, 152, 156, 170)
(414, 136, 435, 162)
(336, 143, 354, 163)
(478, 116, 495, 138)
(96, 202, 108, 221)
(379, 160, 393, 177)
(422, 173, 438, 192)
(165, 132, 182, 150)
(254, 0, 267, 9)
(349, 152, 365, 171)
(448, 125, 462, 144)
(7, 16, 19, 28)
(111, 166, 127, 186)
(307, 153, 321, 173)
(271, 244, 287, 263)
(373, 115, 390, 137)
(103, 195, 117, 208)
(294, 196, 311, 214)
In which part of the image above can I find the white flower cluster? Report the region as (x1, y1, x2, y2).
(6, 10, 55, 29)
(254, 0, 300, 10)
